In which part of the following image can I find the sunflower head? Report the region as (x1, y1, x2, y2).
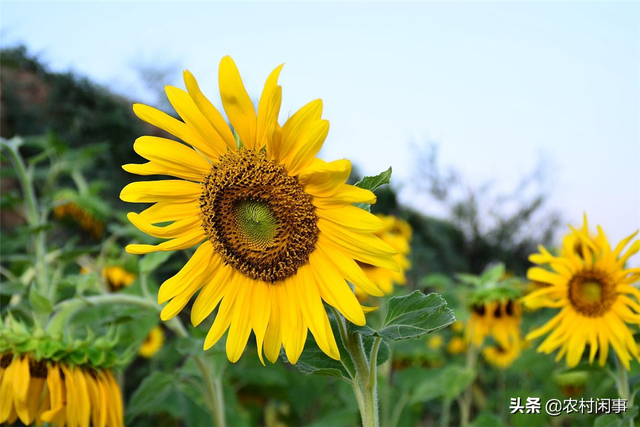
(121, 56, 398, 364)
(447, 336, 467, 355)
(523, 215, 640, 369)
(139, 326, 165, 359)
(53, 189, 106, 239)
(482, 341, 522, 369)
(553, 370, 589, 397)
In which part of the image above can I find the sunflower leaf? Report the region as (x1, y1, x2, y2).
(28, 288, 53, 314)
(351, 291, 455, 342)
(353, 167, 392, 211)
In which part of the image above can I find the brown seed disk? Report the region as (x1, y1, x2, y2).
(200, 149, 319, 283)
(567, 267, 617, 317)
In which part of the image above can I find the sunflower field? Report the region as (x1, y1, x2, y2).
(1, 42, 639, 427)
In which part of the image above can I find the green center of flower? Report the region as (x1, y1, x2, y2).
(568, 268, 615, 317)
(578, 281, 602, 303)
(200, 149, 319, 283)
(234, 199, 278, 249)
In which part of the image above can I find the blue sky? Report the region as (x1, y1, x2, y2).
(2, 1, 639, 259)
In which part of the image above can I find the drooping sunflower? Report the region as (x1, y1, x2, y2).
(102, 266, 136, 291)
(523, 217, 640, 369)
(121, 56, 397, 364)
(139, 326, 165, 359)
(0, 352, 123, 427)
(465, 299, 522, 348)
(482, 341, 521, 369)
(355, 214, 411, 299)
(447, 336, 467, 355)
(53, 189, 106, 239)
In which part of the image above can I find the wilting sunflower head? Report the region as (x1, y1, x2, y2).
(102, 266, 136, 291)
(355, 214, 412, 299)
(53, 189, 105, 239)
(0, 320, 124, 426)
(482, 341, 522, 369)
(553, 370, 589, 397)
(139, 326, 165, 359)
(464, 273, 524, 348)
(523, 215, 640, 369)
(120, 56, 399, 364)
(447, 336, 467, 355)
(0, 352, 124, 427)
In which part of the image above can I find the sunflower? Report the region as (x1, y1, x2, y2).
(355, 214, 411, 299)
(0, 352, 123, 427)
(121, 56, 397, 364)
(427, 334, 444, 350)
(482, 341, 521, 369)
(53, 200, 104, 239)
(447, 336, 467, 355)
(465, 299, 521, 348)
(139, 326, 165, 359)
(523, 216, 640, 369)
(102, 266, 136, 291)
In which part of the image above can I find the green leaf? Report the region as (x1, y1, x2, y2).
(29, 288, 53, 314)
(352, 291, 455, 342)
(480, 263, 505, 283)
(0, 281, 26, 296)
(405, 365, 475, 404)
(594, 414, 623, 427)
(139, 251, 173, 274)
(471, 413, 508, 427)
(354, 167, 392, 192)
(354, 167, 392, 211)
(127, 371, 182, 418)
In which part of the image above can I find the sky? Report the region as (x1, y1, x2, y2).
(2, 1, 639, 259)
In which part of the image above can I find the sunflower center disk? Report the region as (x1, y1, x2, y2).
(200, 149, 319, 283)
(568, 269, 615, 317)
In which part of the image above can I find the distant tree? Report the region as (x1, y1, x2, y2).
(411, 143, 561, 275)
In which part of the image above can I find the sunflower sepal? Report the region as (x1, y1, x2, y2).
(354, 167, 392, 212)
(349, 291, 455, 342)
(0, 319, 125, 370)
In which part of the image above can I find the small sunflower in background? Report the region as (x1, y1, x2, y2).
(523, 216, 640, 369)
(121, 56, 398, 364)
(102, 266, 136, 291)
(139, 326, 165, 359)
(554, 371, 589, 397)
(355, 214, 412, 300)
(0, 352, 123, 427)
(482, 341, 522, 369)
(427, 333, 444, 350)
(53, 189, 107, 239)
(459, 264, 525, 348)
(447, 336, 467, 355)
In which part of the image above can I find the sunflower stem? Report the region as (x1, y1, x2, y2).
(2, 140, 51, 305)
(332, 307, 379, 427)
(459, 343, 479, 427)
(613, 354, 633, 427)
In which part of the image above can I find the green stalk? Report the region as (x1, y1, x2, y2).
(2, 142, 51, 301)
(613, 354, 633, 427)
(459, 343, 479, 427)
(332, 307, 380, 427)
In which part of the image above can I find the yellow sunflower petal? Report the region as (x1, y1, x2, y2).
(250, 281, 272, 366)
(218, 56, 256, 149)
(299, 158, 352, 197)
(139, 200, 200, 224)
(191, 265, 235, 327)
(280, 99, 323, 161)
(313, 185, 376, 209)
(257, 64, 284, 152)
(310, 252, 365, 326)
(165, 86, 227, 158)
(204, 284, 239, 350)
(183, 70, 236, 150)
(284, 120, 330, 176)
(263, 286, 283, 364)
(132, 103, 215, 159)
(125, 229, 205, 254)
(120, 180, 201, 203)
